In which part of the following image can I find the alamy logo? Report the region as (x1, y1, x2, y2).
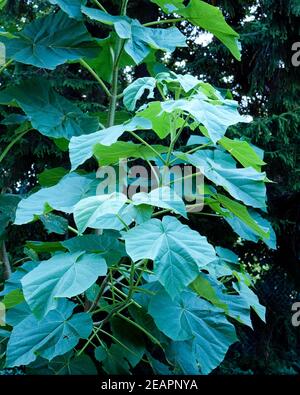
(96, 160, 205, 213)
(291, 42, 300, 67)
(291, 302, 300, 327)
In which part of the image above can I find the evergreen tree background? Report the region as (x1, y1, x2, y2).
(0, 0, 299, 374)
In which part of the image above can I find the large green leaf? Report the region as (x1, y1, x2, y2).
(2, 11, 97, 69)
(206, 246, 239, 278)
(86, 32, 134, 83)
(151, 0, 241, 60)
(162, 95, 247, 143)
(132, 187, 187, 218)
(6, 302, 32, 327)
(166, 341, 198, 374)
(156, 71, 202, 94)
(192, 274, 266, 328)
(137, 101, 185, 139)
(215, 194, 270, 239)
(82, 7, 187, 65)
(22, 251, 107, 318)
(69, 117, 151, 170)
(223, 206, 276, 249)
(191, 274, 253, 328)
(0, 79, 99, 139)
(96, 317, 146, 374)
(49, 353, 97, 375)
(96, 344, 130, 374)
(25, 241, 66, 254)
(62, 231, 126, 265)
(74, 193, 128, 233)
(6, 300, 92, 367)
(14, 173, 97, 225)
(38, 167, 69, 188)
(94, 141, 168, 166)
(219, 137, 266, 171)
(148, 289, 237, 374)
(178, 150, 267, 209)
(110, 316, 145, 368)
(2, 289, 24, 310)
(123, 216, 216, 297)
(123, 77, 156, 111)
(233, 281, 266, 323)
(49, 0, 84, 20)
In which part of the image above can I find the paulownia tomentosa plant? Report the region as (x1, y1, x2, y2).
(0, 0, 276, 375)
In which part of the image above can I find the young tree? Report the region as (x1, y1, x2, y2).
(0, 0, 274, 374)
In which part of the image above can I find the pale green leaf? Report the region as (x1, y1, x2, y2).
(162, 96, 248, 143)
(123, 77, 156, 111)
(49, 0, 84, 20)
(132, 186, 187, 218)
(82, 7, 187, 65)
(14, 173, 97, 225)
(69, 117, 152, 170)
(191, 274, 254, 328)
(123, 216, 216, 297)
(0, 79, 99, 139)
(6, 299, 92, 367)
(74, 193, 128, 233)
(22, 251, 107, 318)
(2, 11, 98, 69)
(148, 289, 237, 374)
(215, 194, 270, 239)
(178, 150, 267, 209)
(224, 207, 276, 249)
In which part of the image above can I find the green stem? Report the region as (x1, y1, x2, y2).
(88, 275, 110, 313)
(116, 214, 130, 230)
(185, 143, 213, 155)
(107, 0, 128, 127)
(189, 211, 221, 217)
(99, 328, 139, 357)
(117, 313, 163, 348)
(143, 18, 185, 27)
(152, 209, 171, 217)
(165, 114, 189, 166)
(91, 0, 108, 13)
(80, 59, 111, 98)
(146, 159, 160, 187)
(77, 301, 130, 357)
(0, 129, 31, 164)
(169, 142, 213, 166)
(167, 170, 203, 186)
(157, 84, 167, 101)
(121, 0, 130, 15)
(0, 59, 13, 75)
(128, 130, 166, 164)
(68, 226, 79, 235)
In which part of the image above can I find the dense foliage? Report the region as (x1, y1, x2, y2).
(0, 0, 286, 375)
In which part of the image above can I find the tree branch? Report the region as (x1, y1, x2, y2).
(1, 242, 11, 280)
